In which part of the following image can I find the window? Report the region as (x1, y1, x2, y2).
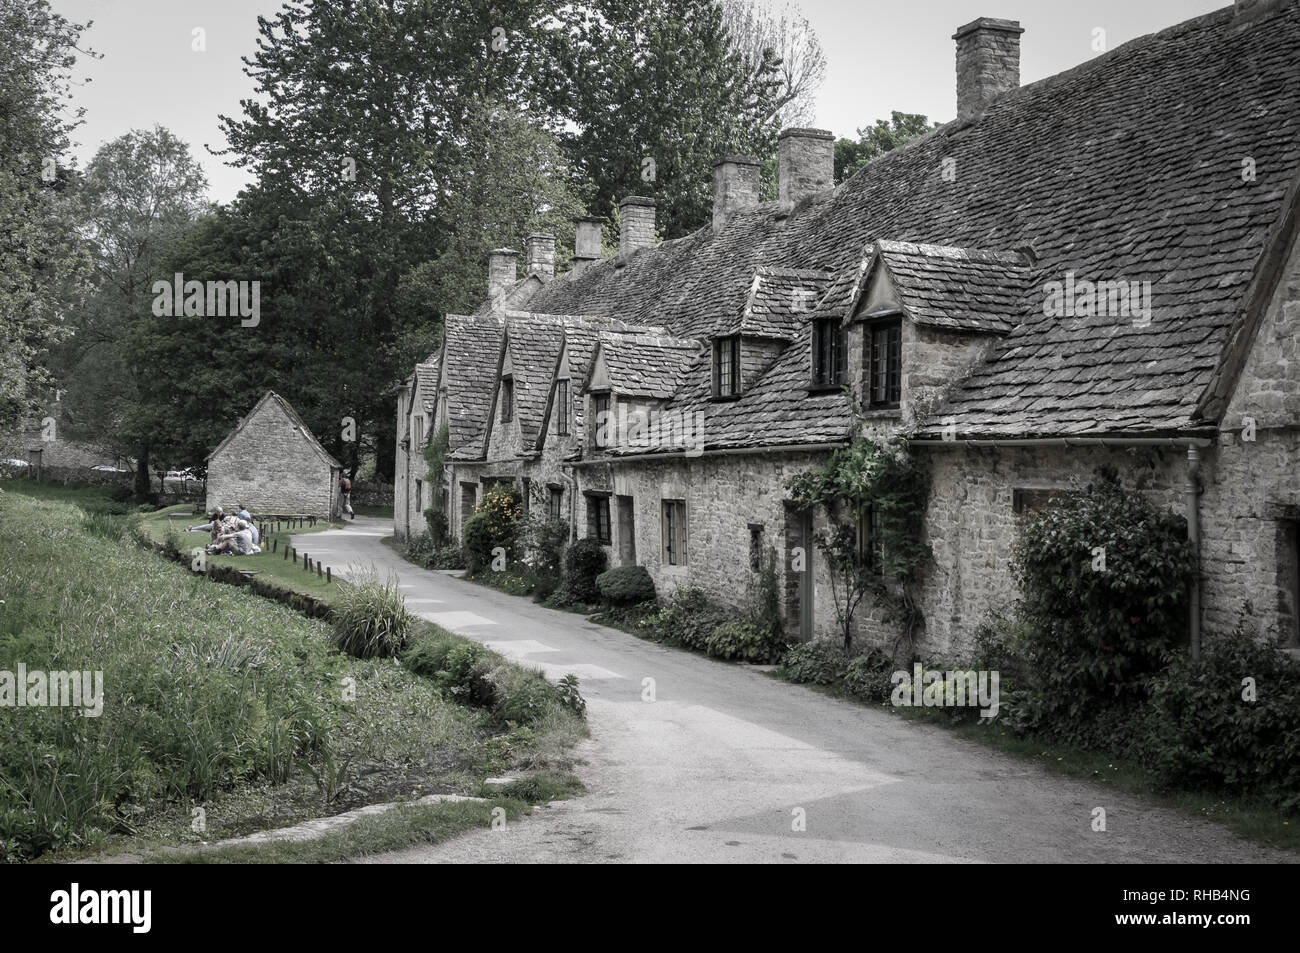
(812, 319, 845, 389)
(749, 523, 764, 572)
(856, 506, 884, 575)
(714, 336, 740, 398)
(556, 379, 570, 435)
(459, 482, 477, 535)
(500, 377, 514, 422)
(520, 477, 531, 514)
(586, 493, 611, 544)
(868, 321, 902, 407)
(591, 392, 611, 448)
(662, 499, 688, 566)
(415, 479, 423, 513)
(413, 415, 425, 450)
(547, 485, 564, 521)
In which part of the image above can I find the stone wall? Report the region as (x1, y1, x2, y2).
(207, 398, 338, 518)
(1203, 219, 1300, 646)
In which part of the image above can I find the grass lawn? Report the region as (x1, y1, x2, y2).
(0, 481, 586, 863)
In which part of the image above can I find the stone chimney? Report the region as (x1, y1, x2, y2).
(778, 128, 834, 210)
(953, 18, 1024, 122)
(618, 196, 656, 255)
(572, 216, 604, 274)
(524, 233, 555, 279)
(712, 155, 761, 233)
(487, 248, 518, 301)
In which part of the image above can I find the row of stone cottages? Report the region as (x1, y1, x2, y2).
(395, 2, 1300, 656)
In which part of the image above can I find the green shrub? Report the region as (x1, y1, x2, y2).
(331, 571, 412, 659)
(779, 641, 848, 685)
(520, 516, 569, 579)
(596, 564, 656, 607)
(556, 674, 586, 717)
(435, 642, 499, 708)
(404, 531, 467, 570)
(463, 485, 523, 574)
(560, 537, 607, 604)
(1140, 632, 1300, 812)
(424, 508, 448, 545)
(843, 648, 896, 702)
(705, 619, 785, 663)
(642, 586, 729, 651)
(1012, 468, 1195, 697)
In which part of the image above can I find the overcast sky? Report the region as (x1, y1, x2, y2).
(50, 0, 1228, 204)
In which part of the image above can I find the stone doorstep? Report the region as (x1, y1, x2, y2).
(202, 793, 490, 849)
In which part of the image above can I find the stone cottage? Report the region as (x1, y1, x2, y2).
(397, 1, 1300, 656)
(208, 391, 342, 518)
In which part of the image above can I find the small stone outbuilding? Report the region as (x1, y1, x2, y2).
(207, 391, 341, 518)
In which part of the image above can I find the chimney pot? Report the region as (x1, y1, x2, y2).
(524, 233, 556, 279)
(778, 128, 834, 211)
(572, 216, 605, 274)
(953, 17, 1024, 122)
(487, 248, 518, 302)
(712, 155, 761, 233)
(618, 196, 656, 256)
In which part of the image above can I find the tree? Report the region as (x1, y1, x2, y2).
(833, 111, 938, 184)
(52, 126, 208, 499)
(551, 0, 786, 238)
(0, 0, 93, 436)
(720, 0, 826, 129)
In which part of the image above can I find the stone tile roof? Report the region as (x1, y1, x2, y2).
(591, 332, 701, 399)
(502, 316, 566, 449)
(861, 241, 1030, 334)
(209, 391, 342, 469)
(516, 2, 1300, 443)
(721, 266, 836, 339)
(443, 314, 505, 460)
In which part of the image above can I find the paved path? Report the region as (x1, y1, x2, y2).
(297, 518, 1296, 864)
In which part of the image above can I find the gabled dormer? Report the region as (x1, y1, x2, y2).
(712, 266, 835, 399)
(583, 331, 700, 454)
(845, 240, 1031, 428)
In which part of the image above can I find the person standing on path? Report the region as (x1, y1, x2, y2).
(338, 474, 354, 520)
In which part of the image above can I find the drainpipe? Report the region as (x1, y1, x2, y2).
(1186, 445, 1202, 661)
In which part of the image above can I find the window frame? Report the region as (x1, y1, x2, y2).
(662, 499, 688, 567)
(713, 335, 741, 399)
(811, 318, 846, 391)
(500, 376, 514, 423)
(590, 391, 612, 449)
(867, 318, 903, 409)
(555, 378, 570, 436)
(856, 506, 885, 576)
(547, 484, 564, 522)
(586, 492, 611, 545)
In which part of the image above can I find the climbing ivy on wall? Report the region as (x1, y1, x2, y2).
(785, 438, 931, 655)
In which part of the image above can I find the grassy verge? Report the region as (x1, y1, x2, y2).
(0, 483, 586, 863)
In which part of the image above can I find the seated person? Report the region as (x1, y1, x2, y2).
(208, 520, 259, 556)
(188, 507, 225, 537)
(237, 505, 252, 522)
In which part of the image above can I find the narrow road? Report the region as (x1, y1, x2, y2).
(296, 518, 1295, 864)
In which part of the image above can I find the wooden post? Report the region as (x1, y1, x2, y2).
(326, 567, 331, 583)
(317, 563, 322, 579)
(283, 545, 288, 560)
(271, 539, 277, 553)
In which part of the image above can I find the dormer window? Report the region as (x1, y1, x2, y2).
(500, 376, 514, 422)
(868, 320, 902, 408)
(811, 319, 845, 389)
(556, 379, 570, 435)
(713, 336, 740, 398)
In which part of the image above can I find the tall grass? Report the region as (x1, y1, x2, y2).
(0, 487, 353, 860)
(331, 570, 412, 659)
